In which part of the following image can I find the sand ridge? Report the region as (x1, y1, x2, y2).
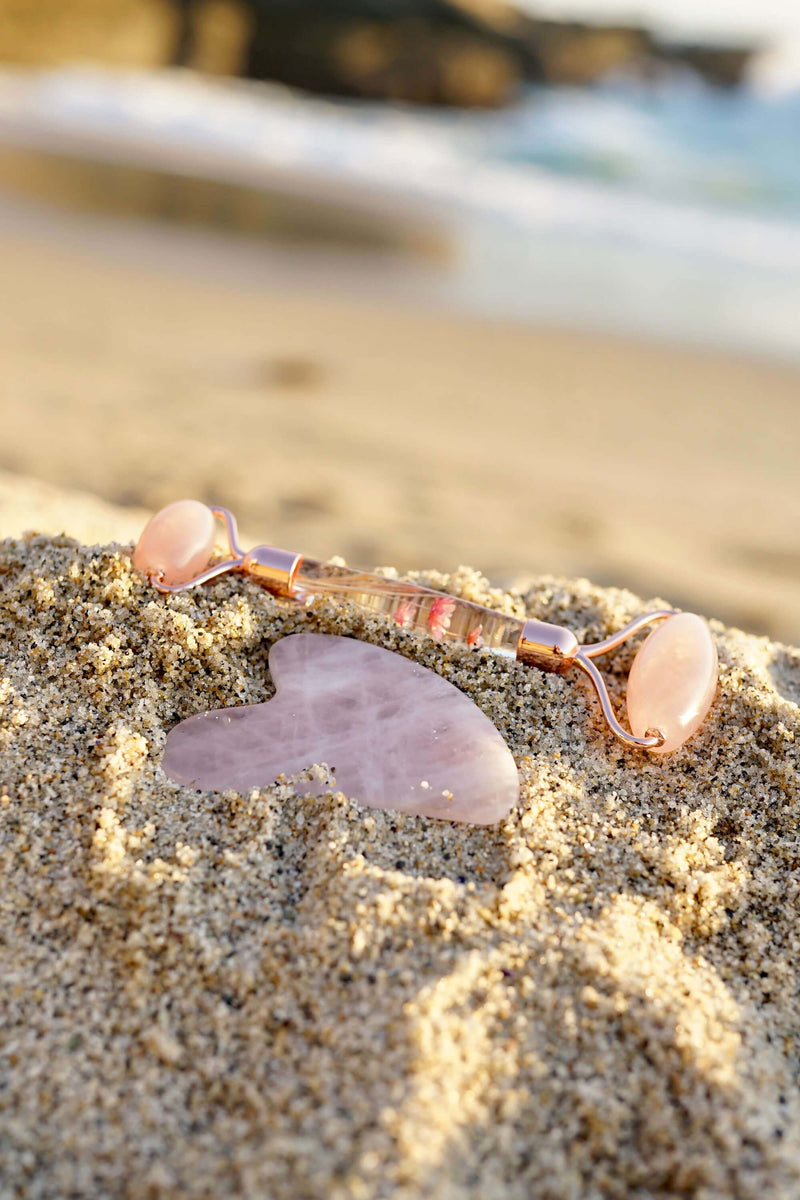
(0, 534, 798, 1197)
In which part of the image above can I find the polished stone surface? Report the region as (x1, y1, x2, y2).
(133, 499, 216, 587)
(163, 633, 519, 824)
(627, 613, 718, 754)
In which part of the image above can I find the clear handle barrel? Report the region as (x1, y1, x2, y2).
(292, 559, 524, 657)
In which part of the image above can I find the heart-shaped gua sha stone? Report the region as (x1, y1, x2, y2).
(162, 634, 519, 825)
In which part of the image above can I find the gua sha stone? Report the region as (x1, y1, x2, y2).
(162, 634, 519, 825)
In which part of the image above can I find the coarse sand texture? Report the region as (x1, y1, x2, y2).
(0, 534, 798, 1198)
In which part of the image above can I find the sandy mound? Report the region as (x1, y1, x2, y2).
(1, 535, 798, 1198)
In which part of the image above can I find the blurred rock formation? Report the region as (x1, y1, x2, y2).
(0, 0, 759, 106)
(236, 1, 529, 107)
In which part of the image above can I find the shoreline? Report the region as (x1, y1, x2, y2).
(1, 65, 799, 363)
(2, 132, 800, 366)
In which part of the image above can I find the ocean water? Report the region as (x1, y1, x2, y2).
(468, 81, 800, 218)
(3, 68, 800, 360)
(382, 79, 800, 360)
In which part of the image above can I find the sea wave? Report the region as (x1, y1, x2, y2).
(1, 67, 799, 358)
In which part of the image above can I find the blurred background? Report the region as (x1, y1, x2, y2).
(0, 0, 799, 641)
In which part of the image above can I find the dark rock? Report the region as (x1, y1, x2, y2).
(207, 1, 758, 101)
(0, 0, 759, 106)
(651, 40, 757, 89)
(521, 18, 653, 87)
(238, 2, 529, 107)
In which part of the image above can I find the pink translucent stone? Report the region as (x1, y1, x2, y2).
(133, 500, 216, 587)
(162, 633, 519, 825)
(627, 613, 718, 754)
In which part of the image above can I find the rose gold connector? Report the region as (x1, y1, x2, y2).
(516, 619, 579, 674)
(241, 546, 302, 598)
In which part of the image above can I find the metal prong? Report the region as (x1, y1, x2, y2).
(574, 652, 664, 750)
(149, 557, 244, 594)
(210, 506, 246, 560)
(580, 610, 677, 659)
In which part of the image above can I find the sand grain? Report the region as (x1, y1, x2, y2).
(0, 535, 798, 1198)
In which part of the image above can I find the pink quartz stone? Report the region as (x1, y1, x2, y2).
(626, 613, 718, 754)
(162, 633, 519, 825)
(133, 499, 216, 587)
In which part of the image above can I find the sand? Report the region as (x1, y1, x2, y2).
(0, 531, 798, 1198)
(2, 199, 800, 647)
(0, 469, 154, 549)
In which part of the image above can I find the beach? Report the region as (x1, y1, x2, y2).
(3, 200, 800, 646)
(1, 125, 800, 1198)
(1, 9, 800, 1195)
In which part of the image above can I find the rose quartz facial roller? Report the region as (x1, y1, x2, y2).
(134, 499, 718, 753)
